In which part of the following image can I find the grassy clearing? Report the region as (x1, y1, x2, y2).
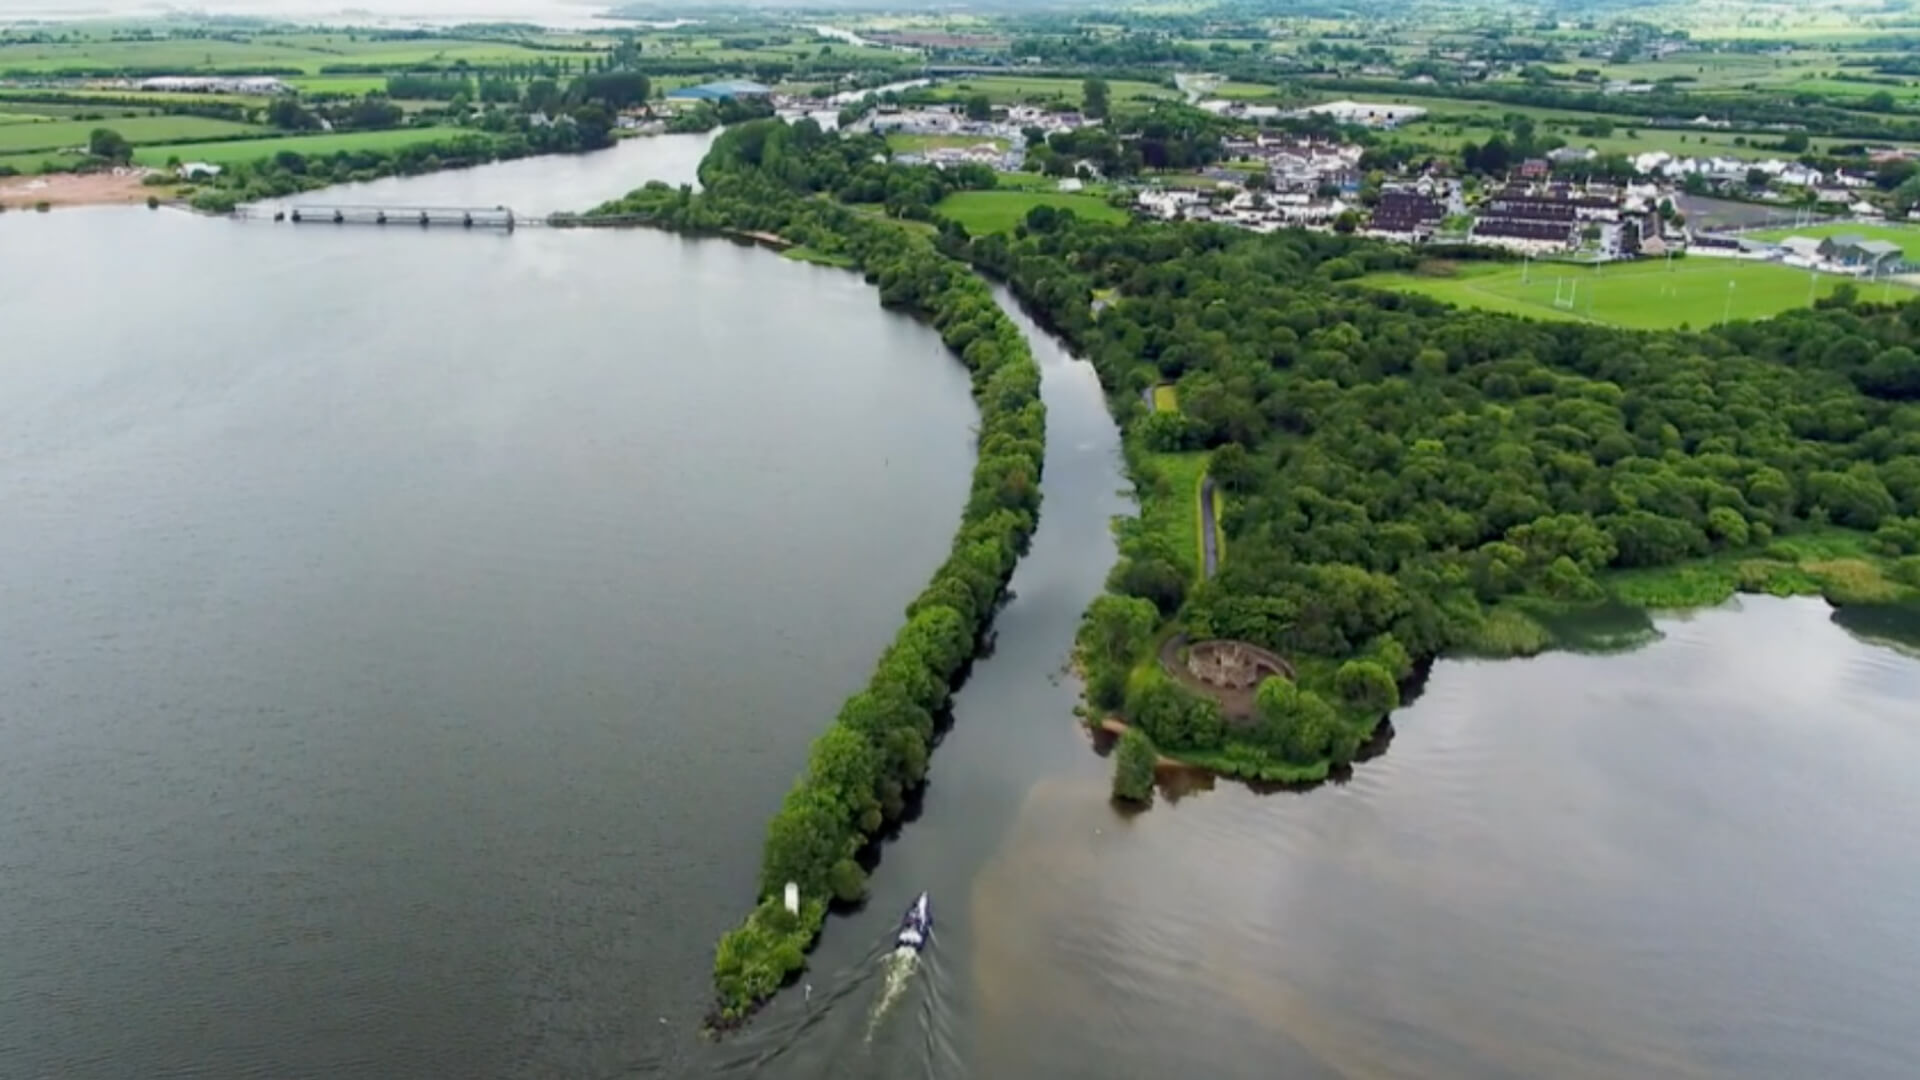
(934, 189, 1127, 234)
(1746, 222, 1920, 260)
(130, 126, 471, 166)
(885, 132, 1009, 154)
(1138, 450, 1210, 580)
(1362, 256, 1897, 330)
(0, 114, 265, 154)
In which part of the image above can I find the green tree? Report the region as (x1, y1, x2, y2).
(87, 127, 132, 163)
(1078, 595, 1159, 670)
(964, 92, 992, 121)
(1082, 77, 1111, 120)
(1333, 659, 1400, 714)
(1112, 727, 1156, 803)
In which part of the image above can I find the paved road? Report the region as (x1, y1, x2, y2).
(1200, 474, 1219, 578)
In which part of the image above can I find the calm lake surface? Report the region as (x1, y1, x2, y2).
(5, 138, 1920, 1079)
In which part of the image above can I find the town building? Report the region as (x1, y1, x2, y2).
(1818, 235, 1904, 272)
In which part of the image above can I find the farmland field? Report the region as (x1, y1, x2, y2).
(1746, 222, 1920, 260)
(1361, 257, 1906, 329)
(0, 115, 266, 154)
(0, 34, 582, 76)
(285, 75, 391, 96)
(130, 126, 471, 167)
(932, 189, 1128, 233)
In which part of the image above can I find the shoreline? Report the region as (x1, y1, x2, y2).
(0, 168, 168, 210)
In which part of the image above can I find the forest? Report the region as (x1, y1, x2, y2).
(967, 207, 1920, 781)
(593, 120, 1046, 1023)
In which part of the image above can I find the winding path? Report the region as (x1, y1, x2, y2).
(1199, 474, 1219, 578)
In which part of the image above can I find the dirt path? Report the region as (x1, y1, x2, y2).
(1199, 474, 1219, 578)
(0, 170, 162, 210)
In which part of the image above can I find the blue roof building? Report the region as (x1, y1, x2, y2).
(665, 80, 772, 102)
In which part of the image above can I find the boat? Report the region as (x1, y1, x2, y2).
(896, 892, 932, 951)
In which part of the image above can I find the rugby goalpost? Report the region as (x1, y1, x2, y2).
(1552, 276, 1578, 311)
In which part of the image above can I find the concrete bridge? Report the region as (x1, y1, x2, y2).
(240, 204, 523, 229)
(233, 205, 673, 231)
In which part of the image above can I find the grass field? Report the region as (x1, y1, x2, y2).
(285, 75, 391, 96)
(884, 132, 1009, 153)
(1746, 222, 1920, 260)
(1211, 80, 1286, 100)
(932, 75, 1177, 110)
(130, 126, 470, 166)
(0, 115, 265, 154)
(1139, 450, 1210, 580)
(1363, 257, 1905, 330)
(934, 190, 1127, 233)
(0, 149, 84, 173)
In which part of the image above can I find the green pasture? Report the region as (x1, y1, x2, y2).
(1362, 256, 1903, 330)
(130, 125, 469, 166)
(0, 114, 264, 154)
(933, 189, 1128, 233)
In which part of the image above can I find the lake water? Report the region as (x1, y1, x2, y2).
(5, 137, 1920, 1079)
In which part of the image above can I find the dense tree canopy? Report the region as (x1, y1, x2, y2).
(977, 211, 1920, 667)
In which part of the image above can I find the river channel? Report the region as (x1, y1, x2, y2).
(5, 135, 1920, 1079)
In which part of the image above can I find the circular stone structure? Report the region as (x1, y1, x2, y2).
(1159, 636, 1297, 719)
(1185, 639, 1294, 690)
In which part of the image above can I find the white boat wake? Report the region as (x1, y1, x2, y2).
(865, 945, 920, 1040)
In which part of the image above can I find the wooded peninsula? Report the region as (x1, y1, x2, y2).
(592, 114, 1919, 1021)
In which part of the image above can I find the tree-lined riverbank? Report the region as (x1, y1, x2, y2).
(593, 118, 1048, 1023)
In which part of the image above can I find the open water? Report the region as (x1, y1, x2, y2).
(4, 134, 1920, 1079)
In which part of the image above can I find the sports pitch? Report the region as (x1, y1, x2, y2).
(1363, 256, 1910, 330)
